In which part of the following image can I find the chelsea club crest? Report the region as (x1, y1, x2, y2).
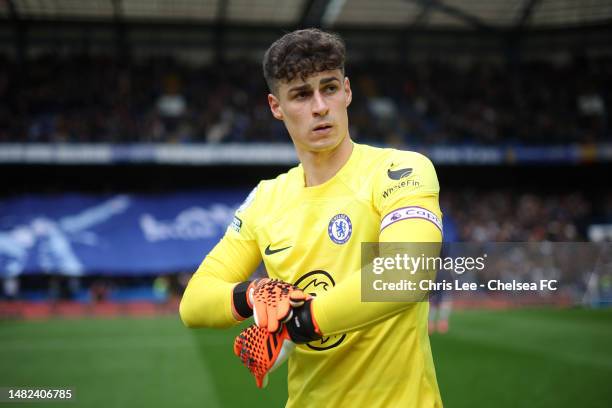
(328, 214, 352, 244)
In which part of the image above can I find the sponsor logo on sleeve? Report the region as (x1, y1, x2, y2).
(230, 216, 243, 233)
(387, 165, 413, 180)
(381, 179, 421, 199)
(231, 186, 257, 233)
(382, 163, 420, 199)
(381, 206, 442, 233)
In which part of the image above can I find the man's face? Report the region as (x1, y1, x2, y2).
(268, 69, 352, 152)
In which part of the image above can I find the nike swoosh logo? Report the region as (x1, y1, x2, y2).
(264, 244, 292, 255)
(387, 167, 413, 180)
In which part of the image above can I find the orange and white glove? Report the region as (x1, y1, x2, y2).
(230, 278, 311, 332)
(248, 278, 311, 333)
(234, 300, 323, 388)
(233, 324, 295, 388)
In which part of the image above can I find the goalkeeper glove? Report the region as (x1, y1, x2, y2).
(234, 324, 294, 388)
(234, 299, 322, 388)
(232, 278, 310, 333)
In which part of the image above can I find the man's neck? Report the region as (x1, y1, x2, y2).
(298, 137, 354, 187)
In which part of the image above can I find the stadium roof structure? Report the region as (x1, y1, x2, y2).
(2, 0, 612, 30)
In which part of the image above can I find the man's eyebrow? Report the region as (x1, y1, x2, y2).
(288, 83, 312, 93)
(320, 76, 341, 85)
(287, 76, 341, 93)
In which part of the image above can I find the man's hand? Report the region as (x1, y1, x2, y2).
(234, 324, 295, 388)
(248, 278, 311, 332)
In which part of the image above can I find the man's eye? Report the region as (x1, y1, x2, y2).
(325, 85, 337, 93)
(295, 92, 308, 99)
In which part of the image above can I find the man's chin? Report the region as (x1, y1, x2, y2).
(308, 142, 336, 152)
(303, 133, 343, 152)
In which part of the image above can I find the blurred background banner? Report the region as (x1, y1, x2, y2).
(0, 191, 243, 277)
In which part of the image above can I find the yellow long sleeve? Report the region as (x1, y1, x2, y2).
(179, 235, 261, 328)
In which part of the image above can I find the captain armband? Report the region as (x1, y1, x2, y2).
(380, 206, 443, 234)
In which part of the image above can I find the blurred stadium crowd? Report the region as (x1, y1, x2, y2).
(442, 190, 610, 242)
(0, 53, 610, 145)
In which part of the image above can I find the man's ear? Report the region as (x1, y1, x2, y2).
(268, 93, 284, 120)
(344, 77, 352, 108)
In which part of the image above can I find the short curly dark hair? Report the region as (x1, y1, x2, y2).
(263, 28, 346, 95)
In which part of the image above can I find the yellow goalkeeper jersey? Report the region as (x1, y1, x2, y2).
(181, 142, 444, 407)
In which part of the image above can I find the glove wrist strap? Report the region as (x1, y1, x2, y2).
(286, 299, 322, 344)
(232, 280, 253, 320)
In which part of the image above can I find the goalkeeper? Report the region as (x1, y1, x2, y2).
(180, 28, 443, 407)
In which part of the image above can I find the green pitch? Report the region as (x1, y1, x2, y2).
(0, 308, 611, 407)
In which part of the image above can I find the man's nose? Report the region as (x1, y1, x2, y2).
(311, 91, 329, 117)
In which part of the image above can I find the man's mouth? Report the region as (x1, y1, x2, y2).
(313, 123, 333, 133)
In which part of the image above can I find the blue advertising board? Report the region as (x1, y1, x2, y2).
(0, 191, 247, 277)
